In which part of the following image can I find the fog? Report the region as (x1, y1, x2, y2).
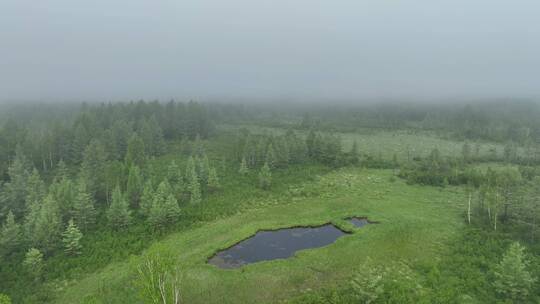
(1, 0, 539, 102)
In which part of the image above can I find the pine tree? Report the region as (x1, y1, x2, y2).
(31, 194, 62, 254)
(207, 167, 221, 192)
(107, 186, 131, 229)
(140, 179, 154, 216)
(0, 211, 21, 258)
(239, 157, 248, 175)
(72, 179, 96, 231)
(62, 219, 83, 256)
(126, 165, 143, 208)
(23, 248, 43, 280)
(148, 182, 180, 229)
(258, 162, 272, 190)
(493, 242, 537, 301)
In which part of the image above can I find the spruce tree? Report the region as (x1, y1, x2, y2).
(31, 194, 62, 254)
(72, 179, 96, 231)
(140, 116, 166, 157)
(79, 139, 108, 199)
(49, 176, 76, 223)
(126, 165, 143, 208)
(255, 139, 266, 166)
(140, 179, 154, 216)
(23, 198, 40, 248)
(107, 186, 132, 229)
(186, 156, 196, 181)
(350, 140, 358, 155)
(167, 161, 184, 200)
(148, 115, 166, 156)
(148, 182, 180, 229)
(265, 143, 276, 169)
(493, 242, 537, 301)
(198, 154, 210, 186)
(1, 149, 30, 218)
(306, 130, 317, 158)
(0, 211, 21, 258)
(189, 172, 201, 204)
(55, 160, 69, 180)
(72, 124, 90, 164)
(25, 168, 46, 208)
(462, 142, 471, 163)
(23, 248, 43, 280)
(239, 157, 248, 175)
(125, 133, 146, 168)
(207, 167, 221, 192)
(186, 156, 201, 204)
(189, 175, 202, 205)
(276, 138, 290, 168)
(258, 162, 272, 190)
(62, 219, 83, 256)
(194, 134, 205, 156)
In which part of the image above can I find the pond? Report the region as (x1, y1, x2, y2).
(348, 217, 371, 228)
(208, 224, 348, 269)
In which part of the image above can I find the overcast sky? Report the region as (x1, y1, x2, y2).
(1, 0, 539, 102)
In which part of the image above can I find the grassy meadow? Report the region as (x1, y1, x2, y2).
(56, 167, 466, 303)
(3, 103, 538, 303)
(220, 124, 516, 160)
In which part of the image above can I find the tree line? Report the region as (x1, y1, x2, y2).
(0, 100, 213, 180)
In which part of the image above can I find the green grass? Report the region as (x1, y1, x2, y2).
(338, 130, 510, 160)
(219, 124, 516, 160)
(55, 168, 466, 304)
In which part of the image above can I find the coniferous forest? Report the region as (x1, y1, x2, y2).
(0, 100, 539, 303)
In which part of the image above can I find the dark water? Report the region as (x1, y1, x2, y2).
(349, 217, 371, 227)
(208, 224, 347, 269)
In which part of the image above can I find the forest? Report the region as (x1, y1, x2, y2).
(0, 100, 538, 303)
